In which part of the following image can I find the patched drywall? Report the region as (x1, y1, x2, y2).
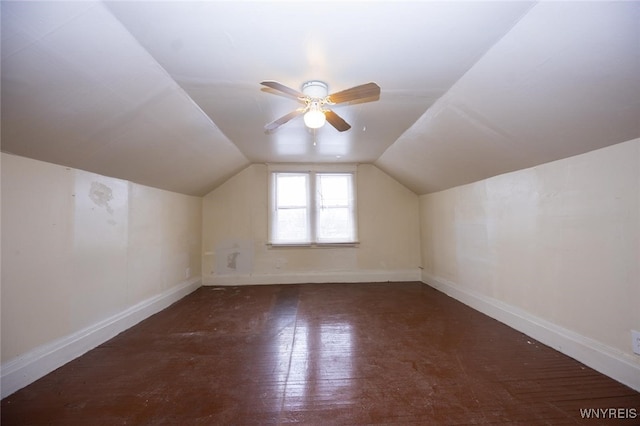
(420, 138, 640, 364)
(202, 164, 421, 284)
(215, 240, 254, 275)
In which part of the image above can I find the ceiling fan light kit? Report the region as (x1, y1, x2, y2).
(303, 105, 326, 129)
(301, 81, 328, 129)
(261, 80, 381, 133)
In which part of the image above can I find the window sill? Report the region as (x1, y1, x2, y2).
(267, 242, 360, 249)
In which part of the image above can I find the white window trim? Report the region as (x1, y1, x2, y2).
(267, 164, 359, 248)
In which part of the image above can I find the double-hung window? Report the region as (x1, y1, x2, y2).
(269, 165, 357, 246)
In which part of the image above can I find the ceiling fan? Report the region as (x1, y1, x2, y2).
(261, 80, 380, 133)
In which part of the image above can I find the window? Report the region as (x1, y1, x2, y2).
(269, 166, 357, 246)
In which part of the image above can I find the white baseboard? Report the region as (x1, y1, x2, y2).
(1, 277, 202, 399)
(421, 272, 640, 392)
(204, 268, 422, 286)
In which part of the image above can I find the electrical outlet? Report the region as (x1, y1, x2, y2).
(185, 267, 191, 279)
(632, 330, 640, 355)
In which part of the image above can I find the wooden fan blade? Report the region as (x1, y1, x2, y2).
(327, 82, 380, 104)
(264, 108, 305, 133)
(324, 110, 351, 132)
(260, 81, 305, 100)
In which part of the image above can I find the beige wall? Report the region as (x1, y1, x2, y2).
(420, 139, 640, 363)
(4, 139, 637, 388)
(202, 164, 421, 284)
(1, 153, 202, 363)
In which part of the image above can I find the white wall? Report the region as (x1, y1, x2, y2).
(419, 138, 640, 391)
(1, 153, 202, 397)
(202, 164, 421, 285)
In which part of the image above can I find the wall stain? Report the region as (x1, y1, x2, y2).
(89, 182, 114, 214)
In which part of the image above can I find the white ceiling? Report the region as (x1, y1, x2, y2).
(2, 1, 639, 196)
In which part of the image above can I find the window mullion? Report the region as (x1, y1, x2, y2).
(309, 171, 317, 244)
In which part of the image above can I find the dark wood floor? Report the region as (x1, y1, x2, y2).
(2, 282, 639, 425)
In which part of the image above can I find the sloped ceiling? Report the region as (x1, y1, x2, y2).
(2, 1, 639, 196)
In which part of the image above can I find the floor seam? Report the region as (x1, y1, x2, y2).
(278, 295, 300, 422)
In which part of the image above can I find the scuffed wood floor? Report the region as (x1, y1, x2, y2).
(2, 282, 639, 425)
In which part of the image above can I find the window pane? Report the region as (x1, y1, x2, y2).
(316, 173, 355, 243)
(317, 207, 353, 242)
(317, 174, 349, 207)
(276, 174, 307, 207)
(274, 208, 309, 243)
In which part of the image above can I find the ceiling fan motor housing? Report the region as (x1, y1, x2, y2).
(302, 81, 328, 99)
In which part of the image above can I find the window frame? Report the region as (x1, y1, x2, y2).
(268, 164, 359, 248)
